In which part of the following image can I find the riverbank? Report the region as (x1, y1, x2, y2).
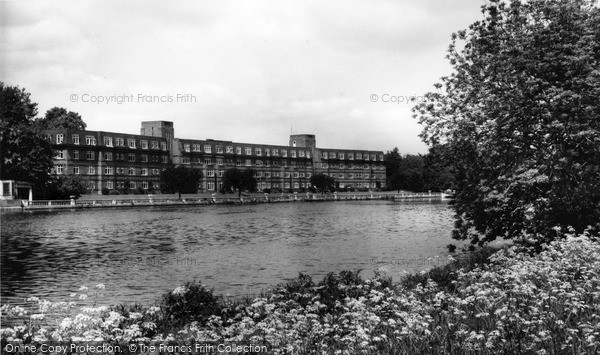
(2, 231, 598, 354)
(1, 191, 451, 212)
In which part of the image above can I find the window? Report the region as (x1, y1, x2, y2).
(73, 150, 80, 159)
(56, 165, 64, 174)
(141, 168, 148, 176)
(106, 181, 113, 189)
(141, 140, 148, 149)
(217, 157, 223, 166)
(245, 159, 251, 166)
(339, 153, 344, 159)
(73, 166, 80, 175)
(265, 149, 270, 156)
(365, 154, 370, 161)
(104, 152, 113, 161)
(104, 167, 113, 175)
(162, 156, 168, 163)
(207, 170, 214, 177)
(356, 153, 362, 160)
(56, 134, 64, 144)
(184, 144, 190, 152)
(128, 139, 136, 148)
(265, 172, 271, 178)
(293, 182, 299, 189)
(192, 144, 201, 152)
(141, 181, 148, 189)
(307, 172, 312, 178)
(245, 147, 252, 155)
(284, 172, 291, 178)
(72, 135, 80, 145)
(216, 146, 223, 154)
(281, 150, 287, 157)
(256, 172, 262, 177)
(379, 154, 384, 161)
(56, 150, 64, 159)
(371, 154, 376, 161)
(86, 136, 96, 145)
(152, 169, 160, 176)
(207, 181, 215, 191)
(104, 137, 113, 146)
(129, 181, 136, 189)
(182, 157, 190, 164)
(349, 153, 354, 160)
(141, 154, 148, 163)
(331, 152, 337, 159)
(236, 159, 242, 166)
(255, 148, 262, 156)
(161, 142, 167, 151)
(293, 172, 299, 178)
(128, 153, 135, 162)
(129, 167, 136, 175)
(204, 145, 212, 153)
(226, 146, 234, 154)
(115, 137, 124, 146)
(290, 150, 296, 158)
(86, 151, 95, 160)
(151, 141, 159, 149)
(204, 157, 212, 165)
(272, 149, 279, 156)
(218, 170, 224, 177)
(236, 146, 242, 154)
(88, 166, 95, 175)
(299, 150, 305, 158)
(323, 152, 328, 159)
(256, 160, 263, 166)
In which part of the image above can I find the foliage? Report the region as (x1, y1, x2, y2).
(36, 107, 86, 131)
(309, 173, 336, 193)
(413, 0, 600, 245)
(159, 166, 202, 198)
(160, 281, 221, 330)
(384, 146, 454, 193)
(0, 83, 54, 195)
(51, 175, 89, 199)
(2, 231, 600, 354)
(221, 168, 257, 197)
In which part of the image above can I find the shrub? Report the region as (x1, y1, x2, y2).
(159, 281, 222, 329)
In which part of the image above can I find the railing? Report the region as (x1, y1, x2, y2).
(21, 192, 448, 210)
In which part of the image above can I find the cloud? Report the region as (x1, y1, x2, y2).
(1, 0, 485, 154)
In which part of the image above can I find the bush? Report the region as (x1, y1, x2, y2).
(159, 281, 222, 329)
(109, 190, 120, 195)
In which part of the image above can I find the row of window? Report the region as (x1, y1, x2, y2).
(181, 157, 312, 167)
(55, 150, 169, 163)
(320, 163, 385, 170)
(322, 152, 383, 161)
(104, 181, 157, 190)
(54, 165, 161, 176)
(182, 143, 311, 158)
(323, 173, 385, 180)
(54, 134, 167, 150)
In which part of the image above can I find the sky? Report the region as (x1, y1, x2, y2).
(1, 0, 486, 154)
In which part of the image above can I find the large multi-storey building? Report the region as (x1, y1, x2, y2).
(46, 121, 385, 194)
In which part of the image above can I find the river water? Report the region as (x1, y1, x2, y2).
(1, 200, 460, 306)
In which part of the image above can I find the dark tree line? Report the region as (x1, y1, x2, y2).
(384, 146, 454, 193)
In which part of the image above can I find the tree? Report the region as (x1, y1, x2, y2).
(222, 168, 257, 197)
(51, 175, 89, 199)
(160, 166, 202, 198)
(36, 107, 86, 131)
(413, 0, 600, 246)
(310, 173, 336, 194)
(0, 83, 54, 196)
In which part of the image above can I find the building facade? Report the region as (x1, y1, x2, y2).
(46, 121, 385, 194)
